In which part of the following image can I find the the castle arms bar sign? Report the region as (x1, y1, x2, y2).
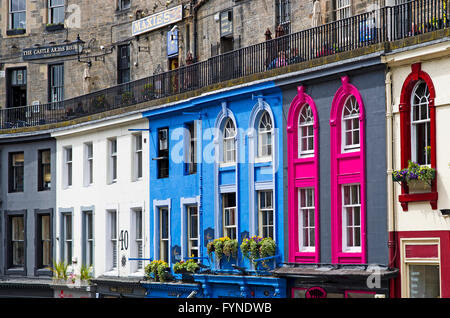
(22, 43, 79, 60)
(132, 5, 183, 37)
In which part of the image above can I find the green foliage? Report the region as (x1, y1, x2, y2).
(240, 236, 277, 267)
(173, 259, 200, 274)
(207, 237, 238, 262)
(145, 260, 170, 282)
(79, 264, 93, 283)
(392, 160, 436, 185)
(47, 260, 69, 280)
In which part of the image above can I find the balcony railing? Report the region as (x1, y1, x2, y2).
(1, 0, 449, 130)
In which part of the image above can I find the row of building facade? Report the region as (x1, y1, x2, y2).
(0, 0, 449, 298)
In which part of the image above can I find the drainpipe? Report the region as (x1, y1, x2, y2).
(386, 70, 397, 297)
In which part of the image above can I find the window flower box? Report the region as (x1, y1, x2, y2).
(45, 23, 65, 32)
(145, 260, 172, 282)
(6, 28, 26, 36)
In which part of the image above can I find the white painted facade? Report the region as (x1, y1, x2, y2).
(384, 41, 450, 232)
(51, 114, 150, 278)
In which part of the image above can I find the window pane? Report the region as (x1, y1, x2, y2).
(409, 265, 440, 298)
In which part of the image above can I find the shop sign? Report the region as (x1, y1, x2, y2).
(305, 287, 327, 298)
(132, 5, 183, 37)
(22, 43, 79, 60)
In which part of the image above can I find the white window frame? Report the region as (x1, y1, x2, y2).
(159, 207, 170, 263)
(336, 0, 351, 20)
(187, 205, 199, 259)
(298, 104, 314, 158)
(108, 138, 118, 183)
(341, 95, 360, 153)
(131, 207, 144, 271)
(9, 0, 26, 30)
(107, 210, 118, 271)
(257, 112, 273, 161)
(62, 212, 73, 265)
(63, 146, 72, 188)
(258, 190, 274, 239)
(83, 210, 94, 267)
(186, 122, 198, 174)
(222, 193, 237, 240)
(298, 188, 315, 252)
(48, 0, 65, 25)
(222, 118, 236, 164)
(342, 184, 361, 253)
(84, 142, 93, 186)
(410, 80, 431, 166)
(133, 134, 143, 181)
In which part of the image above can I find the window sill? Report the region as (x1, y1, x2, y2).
(254, 160, 272, 168)
(399, 191, 438, 211)
(103, 270, 119, 276)
(254, 157, 272, 164)
(219, 163, 236, 171)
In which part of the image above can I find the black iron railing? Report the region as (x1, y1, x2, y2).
(1, 0, 449, 130)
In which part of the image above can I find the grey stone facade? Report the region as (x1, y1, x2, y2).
(0, 0, 382, 112)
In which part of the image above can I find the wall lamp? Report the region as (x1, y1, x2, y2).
(74, 34, 92, 68)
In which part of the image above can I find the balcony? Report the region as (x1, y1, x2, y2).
(1, 0, 449, 131)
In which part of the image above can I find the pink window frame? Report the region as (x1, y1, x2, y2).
(287, 86, 320, 263)
(329, 76, 367, 264)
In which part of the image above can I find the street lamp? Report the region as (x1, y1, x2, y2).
(74, 34, 92, 68)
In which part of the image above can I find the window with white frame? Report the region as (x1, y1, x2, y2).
(160, 207, 169, 263)
(187, 205, 199, 259)
(62, 213, 72, 264)
(83, 211, 94, 266)
(258, 112, 273, 160)
(223, 118, 236, 164)
(132, 208, 143, 270)
(84, 142, 93, 186)
(298, 188, 315, 252)
(411, 80, 431, 166)
(258, 190, 274, 239)
(342, 184, 361, 252)
(134, 134, 143, 180)
(9, 0, 26, 30)
(336, 0, 351, 20)
(48, 0, 65, 25)
(109, 138, 118, 183)
(298, 104, 314, 157)
(342, 95, 360, 152)
(186, 122, 197, 175)
(64, 147, 72, 187)
(108, 210, 118, 270)
(222, 193, 237, 240)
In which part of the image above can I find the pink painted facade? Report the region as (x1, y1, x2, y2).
(329, 76, 367, 264)
(287, 86, 320, 263)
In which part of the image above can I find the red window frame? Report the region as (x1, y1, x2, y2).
(398, 63, 437, 211)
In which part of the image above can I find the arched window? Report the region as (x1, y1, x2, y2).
(258, 111, 273, 159)
(223, 118, 236, 163)
(342, 95, 360, 152)
(410, 80, 431, 166)
(298, 104, 314, 157)
(398, 63, 437, 210)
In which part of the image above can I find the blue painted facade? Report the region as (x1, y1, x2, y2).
(142, 81, 286, 297)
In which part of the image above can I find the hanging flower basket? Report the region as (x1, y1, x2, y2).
(207, 237, 238, 264)
(240, 236, 276, 268)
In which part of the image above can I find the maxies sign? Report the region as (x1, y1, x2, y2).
(132, 5, 183, 37)
(22, 43, 80, 60)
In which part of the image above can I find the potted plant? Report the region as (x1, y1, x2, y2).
(173, 259, 200, 282)
(92, 94, 107, 111)
(207, 237, 238, 264)
(79, 264, 93, 285)
(145, 260, 171, 282)
(240, 236, 276, 268)
(142, 83, 153, 100)
(392, 160, 436, 193)
(7, 28, 26, 36)
(47, 260, 69, 283)
(121, 91, 134, 105)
